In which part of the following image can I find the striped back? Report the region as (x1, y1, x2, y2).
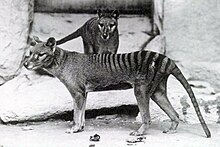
(89, 51, 173, 75)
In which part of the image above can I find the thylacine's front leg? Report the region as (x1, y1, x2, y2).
(65, 83, 87, 133)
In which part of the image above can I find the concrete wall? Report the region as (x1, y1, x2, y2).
(164, 0, 220, 91)
(34, 0, 152, 14)
(0, 0, 34, 85)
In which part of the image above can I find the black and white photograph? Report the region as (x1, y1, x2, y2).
(0, 0, 220, 146)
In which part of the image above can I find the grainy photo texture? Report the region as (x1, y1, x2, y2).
(0, 0, 220, 146)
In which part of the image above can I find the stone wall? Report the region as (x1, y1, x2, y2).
(0, 0, 34, 85)
(164, 0, 220, 91)
(34, 0, 151, 14)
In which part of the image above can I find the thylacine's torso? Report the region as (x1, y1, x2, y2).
(54, 49, 169, 92)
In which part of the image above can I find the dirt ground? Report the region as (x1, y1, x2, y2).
(0, 115, 219, 147)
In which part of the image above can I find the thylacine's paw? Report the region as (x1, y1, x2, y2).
(130, 123, 149, 136)
(126, 136, 146, 143)
(163, 129, 177, 134)
(148, 120, 152, 125)
(65, 126, 84, 134)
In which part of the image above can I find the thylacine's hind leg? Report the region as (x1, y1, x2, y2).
(131, 84, 151, 136)
(151, 76, 180, 133)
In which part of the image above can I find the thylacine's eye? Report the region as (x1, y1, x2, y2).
(110, 23, 115, 28)
(99, 23, 104, 28)
(38, 53, 48, 61)
(39, 53, 47, 56)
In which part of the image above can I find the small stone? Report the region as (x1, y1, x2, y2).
(89, 144, 95, 147)
(90, 134, 100, 142)
(21, 126, 33, 131)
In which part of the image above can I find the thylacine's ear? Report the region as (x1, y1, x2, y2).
(33, 36, 42, 43)
(46, 37, 56, 52)
(29, 38, 37, 46)
(111, 10, 119, 20)
(97, 9, 104, 18)
(29, 36, 42, 46)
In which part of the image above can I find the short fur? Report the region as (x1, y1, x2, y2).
(56, 9, 119, 54)
(24, 37, 211, 138)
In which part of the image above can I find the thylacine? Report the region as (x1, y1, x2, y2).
(56, 9, 119, 54)
(24, 37, 211, 138)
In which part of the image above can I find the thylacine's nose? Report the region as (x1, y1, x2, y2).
(103, 33, 107, 38)
(23, 61, 29, 68)
(23, 61, 34, 70)
(102, 34, 108, 40)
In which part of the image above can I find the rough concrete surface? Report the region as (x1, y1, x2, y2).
(164, 0, 220, 91)
(0, 0, 33, 85)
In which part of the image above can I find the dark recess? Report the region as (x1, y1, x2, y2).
(34, 0, 152, 16)
(55, 105, 139, 121)
(3, 105, 139, 124)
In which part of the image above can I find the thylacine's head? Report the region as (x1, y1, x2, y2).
(24, 37, 57, 70)
(97, 9, 119, 40)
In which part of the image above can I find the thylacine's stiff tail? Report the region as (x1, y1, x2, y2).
(56, 27, 82, 45)
(171, 65, 211, 138)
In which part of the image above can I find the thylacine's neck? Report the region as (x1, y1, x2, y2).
(43, 47, 84, 79)
(42, 47, 67, 77)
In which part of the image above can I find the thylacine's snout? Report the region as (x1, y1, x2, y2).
(23, 61, 32, 70)
(102, 33, 109, 40)
(23, 60, 40, 70)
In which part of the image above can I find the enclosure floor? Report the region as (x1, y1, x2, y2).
(0, 118, 219, 147)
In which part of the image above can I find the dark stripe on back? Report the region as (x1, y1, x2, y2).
(101, 54, 104, 67)
(121, 54, 127, 70)
(104, 54, 108, 69)
(108, 54, 113, 72)
(96, 54, 100, 63)
(138, 51, 147, 72)
(133, 51, 139, 71)
(117, 54, 123, 71)
(127, 53, 132, 72)
(112, 54, 117, 72)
